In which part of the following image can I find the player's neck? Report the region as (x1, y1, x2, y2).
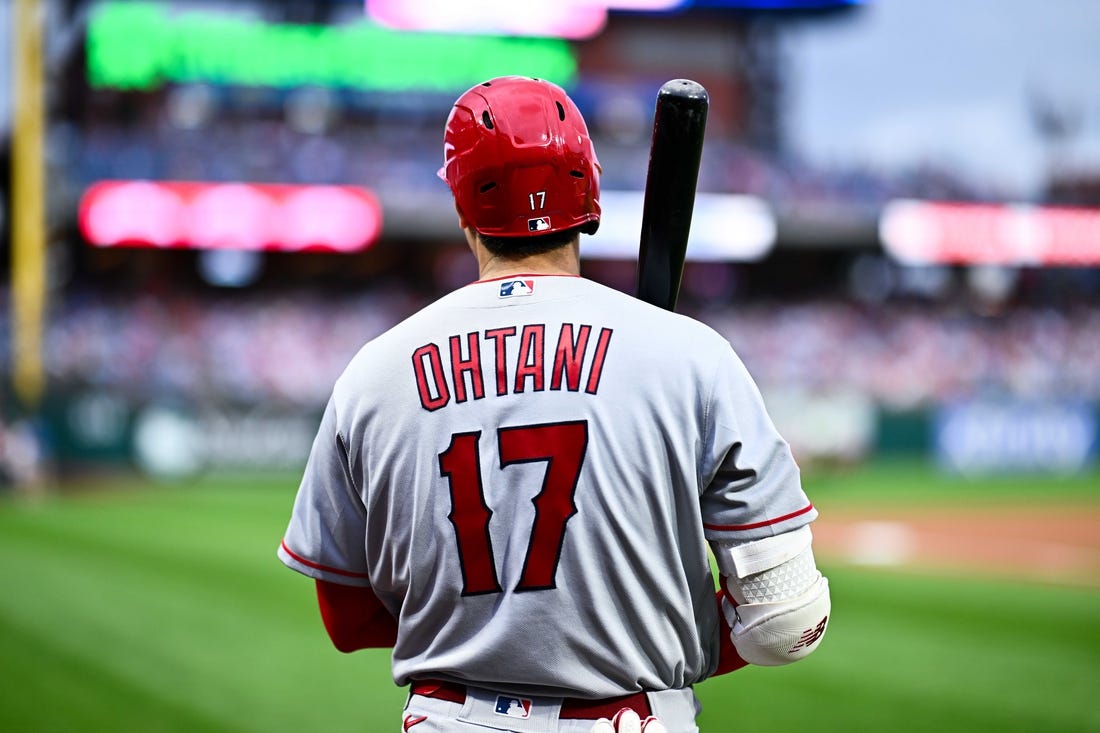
(475, 243, 581, 280)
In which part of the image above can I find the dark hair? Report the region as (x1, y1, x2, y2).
(479, 226, 583, 258)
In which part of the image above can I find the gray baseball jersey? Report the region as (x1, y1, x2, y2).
(279, 274, 815, 698)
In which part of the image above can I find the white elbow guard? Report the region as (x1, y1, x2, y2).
(713, 527, 831, 666)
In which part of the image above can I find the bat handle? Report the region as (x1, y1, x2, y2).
(636, 80, 709, 311)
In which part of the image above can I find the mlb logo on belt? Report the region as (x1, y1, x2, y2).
(528, 216, 551, 232)
(494, 695, 533, 719)
(499, 279, 535, 298)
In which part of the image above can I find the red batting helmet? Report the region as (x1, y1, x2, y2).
(439, 76, 601, 238)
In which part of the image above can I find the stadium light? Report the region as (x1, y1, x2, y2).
(586, 191, 776, 261)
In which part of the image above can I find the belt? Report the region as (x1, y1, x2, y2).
(409, 679, 652, 720)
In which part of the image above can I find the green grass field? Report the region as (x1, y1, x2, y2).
(1, 462, 1097, 732)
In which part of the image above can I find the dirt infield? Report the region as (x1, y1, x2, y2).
(811, 502, 1100, 587)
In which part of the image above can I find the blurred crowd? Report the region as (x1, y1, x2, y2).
(8, 289, 1097, 412)
(33, 288, 415, 409)
(703, 301, 1100, 410)
(49, 71, 999, 237)
(55, 110, 986, 218)
(18, 37, 1099, 424)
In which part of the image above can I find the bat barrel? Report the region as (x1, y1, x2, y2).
(635, 79, 709, 311)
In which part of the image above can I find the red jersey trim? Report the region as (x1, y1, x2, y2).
(472, 273, 583, 285)
(704, 504, 815, 532)
(280, 540, 371, 579)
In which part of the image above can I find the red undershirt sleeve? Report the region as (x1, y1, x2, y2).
(315, 579, 399, 651)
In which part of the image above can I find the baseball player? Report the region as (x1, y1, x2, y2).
(278, 76, 830, 732)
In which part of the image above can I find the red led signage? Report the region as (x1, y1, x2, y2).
(880, 199, 1100, 266)
(79, 181, 384, 253)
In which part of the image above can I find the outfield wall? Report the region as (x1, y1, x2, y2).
(4, 389, 1096, 483)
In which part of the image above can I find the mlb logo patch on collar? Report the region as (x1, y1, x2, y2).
(494, 695, 533, 719)
(499, 279, 535, 298)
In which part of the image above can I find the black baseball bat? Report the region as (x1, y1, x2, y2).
(635, 79, 709, 312)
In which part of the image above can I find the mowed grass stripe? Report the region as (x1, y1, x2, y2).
(1, 469, 1098, 732)
(0, 483, 405, 732)
(0, 613, 230, 733)
(0, 487, 299, 607)
(804, 458, 1100, 507)
(698, 566, 1100, 732)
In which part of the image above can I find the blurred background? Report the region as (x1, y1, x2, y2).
(1, 1, 1098, 731)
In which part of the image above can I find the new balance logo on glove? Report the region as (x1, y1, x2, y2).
(789, 616, 829, 653)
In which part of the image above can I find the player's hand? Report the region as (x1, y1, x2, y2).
(589, 707, 668, 733)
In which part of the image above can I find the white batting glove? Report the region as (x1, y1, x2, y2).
(589, 707, 668, 733)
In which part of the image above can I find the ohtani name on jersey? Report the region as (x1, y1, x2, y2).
(411, 323, 612, 411)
